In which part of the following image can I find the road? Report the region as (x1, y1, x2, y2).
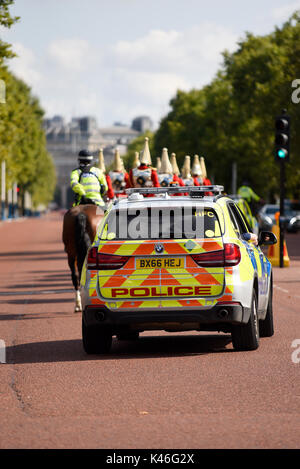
(0, 211, 299, 449)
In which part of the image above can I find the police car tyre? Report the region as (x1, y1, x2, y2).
(231, 290, 259, 351)
(82, 318, 112, 354)
(116, 331, 139, 341)
(259, 282, 274, 337)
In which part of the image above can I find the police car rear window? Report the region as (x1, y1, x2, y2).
(100, 207, 222, 240)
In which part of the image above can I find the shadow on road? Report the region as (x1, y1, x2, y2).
(0, 250, 64, 257)
(2, 298, 73, 304)
(6, 334, 233, 364)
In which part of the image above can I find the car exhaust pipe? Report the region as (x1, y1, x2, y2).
(218, 309, 229, 319)
(95, 311, 106, 322)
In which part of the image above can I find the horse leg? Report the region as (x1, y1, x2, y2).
(68, 255, 82, 313)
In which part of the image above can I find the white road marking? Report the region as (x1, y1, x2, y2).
(274, 284, 300, 299)
(274, 285, 289, 293)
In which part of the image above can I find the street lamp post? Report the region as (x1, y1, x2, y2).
(1, 161, 6, 221)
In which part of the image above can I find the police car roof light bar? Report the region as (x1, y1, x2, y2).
(125, 185, 224, 196)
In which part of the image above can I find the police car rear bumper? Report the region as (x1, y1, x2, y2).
(83, 302, 251, 331)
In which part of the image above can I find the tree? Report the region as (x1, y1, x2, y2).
(0, 0, 56, 210)
(154, 11, 300, 199)
(0, 0, 19, 63)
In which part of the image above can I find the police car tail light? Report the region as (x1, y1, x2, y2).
(87, 247, 128, 270)
(191, 250, 225, 267)
(224, 243, 241, 266)
(87, 247, 98, 269)
(98, 253, 128, 270)
(191, 243, 240, 267)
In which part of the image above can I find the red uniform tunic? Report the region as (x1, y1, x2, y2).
(192, 176, 212, 195)
(105, 174, 115, 200)
(109, 170, 130, 197)
(128, 164, 160, 196)
(171, 174, 187, 195)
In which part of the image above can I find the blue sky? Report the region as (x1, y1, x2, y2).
(2, 0, 300, 128)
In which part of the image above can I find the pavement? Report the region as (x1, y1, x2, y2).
(0, 211, 299, 449)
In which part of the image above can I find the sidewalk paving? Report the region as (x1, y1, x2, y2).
(271, 233, 300, 313)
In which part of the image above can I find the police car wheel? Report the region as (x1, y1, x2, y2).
(259, 281, 274, 338)
(231, 290, 260, 351)
(82, 318, 112, 354)
(116, 331, 139, 341)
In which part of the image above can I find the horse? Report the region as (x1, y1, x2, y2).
(62, 204, 105, 312)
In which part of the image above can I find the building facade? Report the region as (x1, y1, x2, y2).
(44, 115, 151, 208)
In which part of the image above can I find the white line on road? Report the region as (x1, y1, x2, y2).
(274, 285, 289, 293)
(274, 284, 300, 299)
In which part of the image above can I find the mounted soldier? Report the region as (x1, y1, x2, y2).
(170, 152, 186, 190)
(192, 154, 212, 195)
(157, 148, 185, 196)
(128, 137, 160, 189)
(181, 155, 195, 187)
(109, 149, 130, 197)
(192, 154, 204, 186)
(200, 156, 212, 186)
(157, 147, 173, 188)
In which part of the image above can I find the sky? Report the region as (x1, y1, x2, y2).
(2, 0, 300, 129)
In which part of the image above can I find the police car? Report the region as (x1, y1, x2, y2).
(80, 185, 277, 354)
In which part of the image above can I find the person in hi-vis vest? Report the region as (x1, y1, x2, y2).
(70, 149, 107, 207)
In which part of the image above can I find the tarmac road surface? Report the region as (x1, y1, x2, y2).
(0, 211, 299, 449)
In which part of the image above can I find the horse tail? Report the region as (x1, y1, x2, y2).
(75, 212, 91, 273)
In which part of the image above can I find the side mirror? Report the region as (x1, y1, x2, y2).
(258, 231, 277, 246)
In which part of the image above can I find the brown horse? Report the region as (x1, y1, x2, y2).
(62, 204, 105, 312)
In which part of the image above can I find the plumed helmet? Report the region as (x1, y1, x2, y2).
(98, 148, 106, 172)
(181, 155, 192, 179)
(113, 148, 124, 172)
(78, 149, 93, 165)
(139, 137, 152, 165)
(133, 151, 140, 168)
(170, 153, 180, 176)
(159, 148, 173, 174)
(200, 156, 207, 179)
(192, 155, 203, 176)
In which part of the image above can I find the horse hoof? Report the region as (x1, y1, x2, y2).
(74, 307, 82, 313)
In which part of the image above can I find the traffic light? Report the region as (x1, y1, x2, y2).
(275, 112, 290, 162)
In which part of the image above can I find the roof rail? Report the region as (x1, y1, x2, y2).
(125, 185, 224, 197)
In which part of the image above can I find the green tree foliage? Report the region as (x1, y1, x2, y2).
(0, 0, 19, 63)
(0, 0, 56, 208)
(154, 12, 300, 199)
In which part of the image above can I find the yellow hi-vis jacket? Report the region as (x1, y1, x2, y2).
(70, 166, 108, 206)
(237, 185, 260, 204)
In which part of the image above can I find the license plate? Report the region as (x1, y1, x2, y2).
(136, 257, 184, 269)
